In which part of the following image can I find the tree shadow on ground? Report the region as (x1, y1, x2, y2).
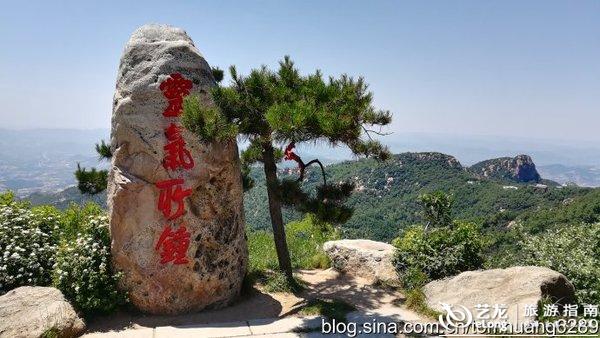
(290, 269, 408, 313)
(84, 268, 427, 336)
(85, 286, 283, 333)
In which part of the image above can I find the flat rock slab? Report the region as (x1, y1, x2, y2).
(0, 286, 85, 338)
(423, 266, 575, 325)
(323, 239, 398, 285)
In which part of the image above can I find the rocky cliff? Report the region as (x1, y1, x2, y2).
(469, 154, 541, 183)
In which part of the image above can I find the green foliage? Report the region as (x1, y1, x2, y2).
(75, 164, 108, 195)
(184, 56, 391, 157)
(59, 202, 105, 241)
(181, 95, 238, 142)
(515, 189, 600, 234)
(299, 298, 356, 322)
(211, 66, 224, 83)
(500, 223, 600, 305)
(483, 188, 600, 306)
(182, 56, 392, 229)
(279, 179, 355, 225)
(0, 203, 59, 292)
(0, 191, 15, 205)
(404, 288, 441, 318)
(258, 270, 305, 293)
(418, 191, 453, 229)
(41, 328, 60, 338)
(399, 267, 429, 291)
(53, 214, 127, 316)
(248, 214, 338, 272)
(0, 196, 125, 314)
(244, 152, 592, 241)
(75, 139, 112, 195)
(393, 221, 484, 286)
(241, 162, 255, 192)
(95, 140, 112, 160)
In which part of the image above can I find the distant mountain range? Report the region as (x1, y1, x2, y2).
(0, 129, 598, 199)
(13, 148, 598, 242)
(244, 152, 594, 240)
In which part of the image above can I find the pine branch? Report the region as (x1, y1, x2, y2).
(95, 140, 112, 160)
(211, 67, 224, 83)
(75, 163, 108, 195)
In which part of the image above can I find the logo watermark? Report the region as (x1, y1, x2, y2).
(320, 302, 600, 337)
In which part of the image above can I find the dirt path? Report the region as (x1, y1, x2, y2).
(84, 268, 426, 337)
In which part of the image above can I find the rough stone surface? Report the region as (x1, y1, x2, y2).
(323, 239, 399, 285)
(423, 266, 575, 324)
(108, 24, 247, 314)
(0, 286, 85, 338)
(469, 155, 541, 183)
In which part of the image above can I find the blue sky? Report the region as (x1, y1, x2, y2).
(0, 0, 598, 142)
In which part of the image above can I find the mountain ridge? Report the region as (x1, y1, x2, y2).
(19, 151, 595, 242)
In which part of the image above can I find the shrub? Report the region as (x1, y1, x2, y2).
(518, 223, 600, 305)
(393, 221, 484, 288)
(418, 191, 454, 229)
(53, 215, 127, 315)
(0, 191, 15, 206)
(400, 267, 429, 291)
(0, 203, 59, 293)
(404, 288, 441, 318)
(59, 202, 105, 241)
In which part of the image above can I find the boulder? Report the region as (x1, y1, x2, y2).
(323, 239, 399, 285)
(108, 24, 247, 314)
(0, 286, 85, 338)
(423, 266, 575, 325)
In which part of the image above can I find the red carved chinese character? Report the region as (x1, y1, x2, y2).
(163, 123, 194, 171)
(155, 224, 190, 265)
(159, 73, 193, 117)
(156, 178, 192, 220)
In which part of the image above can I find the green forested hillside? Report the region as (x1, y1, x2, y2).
(245, 152, 593, 241)
(24, 151, 597, 243)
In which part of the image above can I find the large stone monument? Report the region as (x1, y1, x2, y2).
(108, 24, 247, 314)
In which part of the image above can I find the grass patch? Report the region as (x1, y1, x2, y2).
(248, 215, 338, 272)
(246, 269, 306, 294)
(41, 328, 59, 338)
(299, 298, 356, 322)
(403, 288, 440, 319)
(262, 271, 306, 293)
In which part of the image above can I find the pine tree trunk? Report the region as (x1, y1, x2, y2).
(262, 143, 293, 280)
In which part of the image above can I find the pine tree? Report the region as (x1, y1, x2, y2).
(75, 140, 111, 195)
(181, 56, 392, 280)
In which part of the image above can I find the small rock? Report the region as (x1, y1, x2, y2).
(0, 286, 85, 338)
(423, 266, 575, 325)
(323, 239, 399, 285)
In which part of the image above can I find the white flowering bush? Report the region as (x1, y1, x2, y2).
(520, 223, 600, 305)
(53, 215, 127, 315)
(0, 203, 59, 293)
